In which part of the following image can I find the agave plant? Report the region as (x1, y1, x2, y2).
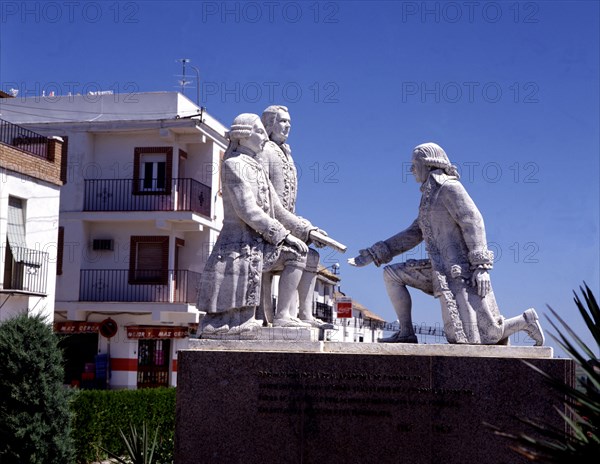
(492, 283, 600, 463)
(100, 422, 159, 464)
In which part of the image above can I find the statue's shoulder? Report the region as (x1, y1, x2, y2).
(262, 140, 283, 158)
(431, 171, 461, 190)
(223, 152, 260, 174)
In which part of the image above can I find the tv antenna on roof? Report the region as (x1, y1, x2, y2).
(175, 58, 201, 106)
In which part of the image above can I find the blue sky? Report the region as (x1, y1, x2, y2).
(1, 1, 599, 353)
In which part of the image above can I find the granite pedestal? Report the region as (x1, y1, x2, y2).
(175, 343, 574, 464)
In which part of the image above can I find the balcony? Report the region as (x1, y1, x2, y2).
(84, 178, 211, 217)
(314, 302, 333, 323)
(0, 119, 50, 159)
(2, 247, 49, 295)
(79, 269, 200, 303)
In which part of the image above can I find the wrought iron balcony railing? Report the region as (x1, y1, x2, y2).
(314, 302, 334, 323)
(2, 246, 49, 295)
(0, 119, 50, 159)
(79, 269, 200, 303)
(83, 178, 211, 217)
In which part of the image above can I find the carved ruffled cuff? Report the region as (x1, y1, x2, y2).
(468, 249, 494, 269)
(265, 223, 289, 245)
(291, 216, 313, 242)
(367, 241, 393, 267)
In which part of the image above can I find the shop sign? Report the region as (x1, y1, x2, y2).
(336, 297, 353, 318)
(54, 321, 100, 334)
(126, 326, 188, 339)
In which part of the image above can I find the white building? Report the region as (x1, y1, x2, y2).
(308, 265, 386, 343)
(0, 116, 64, 322)
(1, 92, 228, 388)
(330, 290, 386, 343)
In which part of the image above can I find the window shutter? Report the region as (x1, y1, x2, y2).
(57, 227, 64, 275)
(129, 236, 169, 284)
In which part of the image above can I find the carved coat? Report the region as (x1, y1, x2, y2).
(258, 140, 320, 273)
(378, 170, 504, 344)
(258, 140, 297, 213)
(197, 148, 312, 313)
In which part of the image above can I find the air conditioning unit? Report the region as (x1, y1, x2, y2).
(92, 239, 114, 251)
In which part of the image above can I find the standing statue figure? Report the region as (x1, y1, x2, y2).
(258, 105, 333, 329)
(196, 113, 324, 337)
(349, 143, 544, 346)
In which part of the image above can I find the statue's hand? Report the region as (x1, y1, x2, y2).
(347, 249, 373, 267)
(471, 269, 491, 297)
(285, 234, 308, 254)
(309, 229, 328, 248)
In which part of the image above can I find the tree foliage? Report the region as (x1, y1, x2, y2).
(0, 314, 75, 464)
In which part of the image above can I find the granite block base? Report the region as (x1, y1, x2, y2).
(175, 348, 574, 464)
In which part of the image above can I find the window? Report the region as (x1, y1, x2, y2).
(133, 147, 172, 194)
(3, 197, 47, 294)
(6, 196, 26, 249)
(141, 154, 166, 190)
(129, 236, 169, 284)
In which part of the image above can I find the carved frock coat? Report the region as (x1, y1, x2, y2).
(196, 149, 312, 313)
(258, 140, 298, 213)
(380, 170, 504, 344)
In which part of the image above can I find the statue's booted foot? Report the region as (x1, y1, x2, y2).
(198, 313, 229, 337)
(228, 318, 261, 335)
(523, 308, 545, 346)
(378, 332, 418, 343)
(301, 318, 334, 329)
(273, 317, 312, 328)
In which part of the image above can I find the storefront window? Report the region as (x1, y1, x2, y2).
(137, 339, 170, 388)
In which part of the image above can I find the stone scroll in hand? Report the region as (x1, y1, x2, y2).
(309, 230, 347, 253)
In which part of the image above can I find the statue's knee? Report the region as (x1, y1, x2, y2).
(383, 265, 408, 287)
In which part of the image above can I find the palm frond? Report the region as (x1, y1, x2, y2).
(489, 283, 600, 463)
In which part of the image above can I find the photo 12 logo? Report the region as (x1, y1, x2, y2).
(0, 2, 140, 24)
(3, 81, 140, 103)
(401, 81, 540, 104)
(201, 1, 340, 24)
(400, 2, 540, 24)
(201, 81, 340, 104)
(401, 160, 540, 184)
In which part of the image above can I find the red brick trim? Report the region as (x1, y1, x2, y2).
(0, 140, 64, 186)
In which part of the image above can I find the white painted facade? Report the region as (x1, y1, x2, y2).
(312, 268, 386, 343)
(1, 92, 228, 389)
(0, 161, 61, 321)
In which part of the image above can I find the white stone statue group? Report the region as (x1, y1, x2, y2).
(197, 107, 333, 338)
(196, 107, 545, 346)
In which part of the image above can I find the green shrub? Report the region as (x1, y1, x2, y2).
(70, 388, 176, 463)
(0, 314, 75, 464)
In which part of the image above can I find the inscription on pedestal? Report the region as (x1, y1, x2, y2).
(175, 350, 573, 464)
(256, 368, 472, 422)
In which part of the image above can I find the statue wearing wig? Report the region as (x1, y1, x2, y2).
(197, 114, 322, 337)
(350, 143, 545, 346)
(256, 105, 332, 329)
